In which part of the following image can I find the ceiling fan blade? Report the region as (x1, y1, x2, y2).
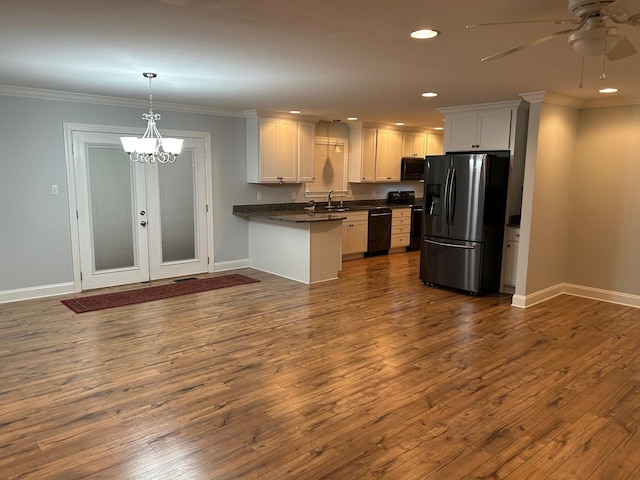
(606, 35, 637, 60)
(466, 19, 575, 28)
(602, 0, 640, 17)
(480, 28, 577, 62)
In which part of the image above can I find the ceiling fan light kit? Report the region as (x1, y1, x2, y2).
(475, 0, 638, 65)
(568, 22, 623, 56)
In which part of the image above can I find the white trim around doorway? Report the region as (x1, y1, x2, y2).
(63, 123, 214, 293)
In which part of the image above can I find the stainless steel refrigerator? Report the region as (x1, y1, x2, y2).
(419, 152, 510, 295)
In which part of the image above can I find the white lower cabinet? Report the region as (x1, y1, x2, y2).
(390, 208, 411, 249)
(503, 227, 520, 288)
(341, 211, 368, 256)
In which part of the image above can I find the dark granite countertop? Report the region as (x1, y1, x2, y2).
(233, 200, 417, 224)
(233, 205, 347, 223)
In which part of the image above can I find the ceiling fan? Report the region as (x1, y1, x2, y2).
(469, 0, 640, 62)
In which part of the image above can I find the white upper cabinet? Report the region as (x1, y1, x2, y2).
(402, 132, 428, 158)
(348, 125, 377, 183)
(349, 125, 402, 183)
(298, 121, 316, 183)
(247, 113, 315, 183)
(426, 133, 444, 155)
(375, 129, 402, 182)
(439, 101, 527, 153)
(444, 109, 512, 151)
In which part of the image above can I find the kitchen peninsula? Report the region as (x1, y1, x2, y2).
(233, 204, 346, 284)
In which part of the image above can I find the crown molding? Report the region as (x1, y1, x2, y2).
(520, 90, 640, 110)
(438, 99, 526, 115)
(0, 84, 248, 118)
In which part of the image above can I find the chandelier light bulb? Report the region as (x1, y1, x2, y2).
(120, 73, 183, 164)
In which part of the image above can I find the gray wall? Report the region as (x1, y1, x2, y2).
(0, 94, 253, 292)
(0, 94, 421, 295)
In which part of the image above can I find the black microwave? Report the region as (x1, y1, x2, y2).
(401, 157, 425, 181)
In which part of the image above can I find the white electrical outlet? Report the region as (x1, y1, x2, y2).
(257, 192, 262, 201)
(51, 185, 59, 195)
(291, 192, 297, 200)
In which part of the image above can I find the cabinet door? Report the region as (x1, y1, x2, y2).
(402, 132, 427, 157)
(375, 129, 402, 182)
(478, 109, 512, 151)
(277, 119, 298, 182)
(350, 220, 368, 254)
(504, 241, 519, 286)
(445, 112, 479, 151)
(361, 128, 377, 182)
(258, 118, 280, 182)
(426, 133, 443, 155)
(341, 221, 351, 254)
(298, 121, 315, 182)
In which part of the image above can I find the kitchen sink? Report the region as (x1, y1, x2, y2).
(324, 206, 350, 212)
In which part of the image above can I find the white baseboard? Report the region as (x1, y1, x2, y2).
(562, 283, 640, 309)
(213, 258, 251, 272)
(512, 283, 640, 309)
(0, 282, 75, 305)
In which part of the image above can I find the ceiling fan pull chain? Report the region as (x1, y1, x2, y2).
(601, 36, 609, 80)
(579, 56, 585, 88)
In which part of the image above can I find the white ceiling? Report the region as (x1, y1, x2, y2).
(2, 0, 640, 129)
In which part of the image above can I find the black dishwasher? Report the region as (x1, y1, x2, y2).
(365, 207, 392, 257)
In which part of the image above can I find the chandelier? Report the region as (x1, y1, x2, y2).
(120, 72, 183, 164)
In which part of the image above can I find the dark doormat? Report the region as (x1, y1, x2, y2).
(61, 274, 260, 313)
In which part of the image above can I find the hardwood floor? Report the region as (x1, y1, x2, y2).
(1, 251, 640, 479)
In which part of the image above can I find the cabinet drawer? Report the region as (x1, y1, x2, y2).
(343, 211, 369, 222)
(391, 235, 410, 247)
(507, 228, 520, 242)
(392, 208, 411, 218)
(392, 225, 411, 235)
(392, 217, 411, 227)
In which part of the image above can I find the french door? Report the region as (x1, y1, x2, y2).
(71, 130, 209, 290)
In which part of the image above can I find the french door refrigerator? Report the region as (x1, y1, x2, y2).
(419, 152, 509, 295)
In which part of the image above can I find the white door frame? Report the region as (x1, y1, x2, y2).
(63, 122, 214, 293)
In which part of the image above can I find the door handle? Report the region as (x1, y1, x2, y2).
(140, 210, 146, 216)
(140, 221, 147, 227)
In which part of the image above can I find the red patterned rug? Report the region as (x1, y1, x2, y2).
(61, 274, 260, 313)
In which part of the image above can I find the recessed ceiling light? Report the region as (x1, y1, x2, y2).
(433, 127, 444, 131)
(598, 88, 618, 94)
(422, 92, 438, 98)
(347, 117, 358, 121)
(289, 110, 301, 114)
(395, 122, 405, 126)
(410, 29, 440, 40)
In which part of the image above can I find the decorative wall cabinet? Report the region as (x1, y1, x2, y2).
(246, 113, 315, 184)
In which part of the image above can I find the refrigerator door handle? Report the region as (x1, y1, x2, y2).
(444, 167, 452, 227)
(449, 168, 456, 227)
(424, 239, 475, 250)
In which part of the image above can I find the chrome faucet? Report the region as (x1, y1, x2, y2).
(327, 190, 334, 208)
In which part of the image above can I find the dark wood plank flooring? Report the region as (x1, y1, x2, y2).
(1, 251, 640, 479)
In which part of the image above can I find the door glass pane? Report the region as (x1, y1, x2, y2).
(87, 146, 136, 271)
(158, 150, 196, 262)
